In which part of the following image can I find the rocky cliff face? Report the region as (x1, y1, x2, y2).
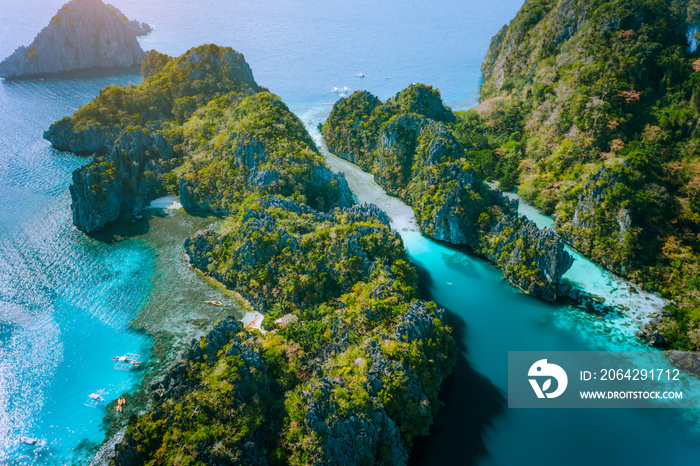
(481, 0, 589, 95)
(178, 140, 353, 216)
(485, 215, 574, 301)
(323, 85, 573, 300)
(106, 3, 152, 36)
(295, 377, 408, 465)
(287, 301, 453, 465)
(44, 46, 351, 233)
(68, 128, 174, 233)
(556, 165, 632, 274)
(0, 0, 146, 79)
(43, 117, 117, 154)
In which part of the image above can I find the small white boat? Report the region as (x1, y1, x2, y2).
(341, 86, 351, 93)
(112, 353, 142, 371)
(331, 86, 340, 93)
(19, 436, 46, 447)
(355, 72, 365, 77)
(89, 393, 105, 402)
(85, 389, 108, 407)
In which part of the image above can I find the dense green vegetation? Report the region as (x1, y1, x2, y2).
(177, 91, 347, 214)
(476, 0, 700, 348)
(66, 44, 260, 136)
(323, 84, 572, 301)
(46, 45, 350, 233)
(323, 85, 512, 248)
(47, 45, 457, 464)
(188, 197, 415, 318)
(117, 197, 456, 464)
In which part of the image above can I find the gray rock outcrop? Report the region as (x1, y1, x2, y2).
(179, 157, 354, 216)
(184, 198, 396, 313)
(68, 128, 175, 233)
(116, 316, 271, 466)
(323, 86, 574, 301)
(0, 0, 146, 79)
(43, 116, 117, 154)
(666, 350, 700, 376)
(106, 3, 152, 36)
(297, 378, 408, 465)
(485, 215, 574, 301)
(556, 164, 632, 273)
(289, 301, 451, 466)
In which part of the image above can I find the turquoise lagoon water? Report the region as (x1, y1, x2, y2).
(321, 140, 700, 465)
(3, 0, 700, 464)
(0, 76, 152, 463)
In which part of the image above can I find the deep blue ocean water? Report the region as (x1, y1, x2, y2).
(2, 0, 700, 464)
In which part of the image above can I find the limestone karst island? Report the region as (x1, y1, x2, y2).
(3, 0, 700, 465)
(0, 0, 148, 79)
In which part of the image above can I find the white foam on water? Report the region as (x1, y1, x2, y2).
(149, 196, 182, 210)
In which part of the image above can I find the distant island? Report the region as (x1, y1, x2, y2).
(0, 0, 148, 79)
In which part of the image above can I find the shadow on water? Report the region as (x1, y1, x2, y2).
(411, 262, 506, 465)
(88, 211, 165, 244)
(413, 261, 434, 300)
(409, 309, 506, 466)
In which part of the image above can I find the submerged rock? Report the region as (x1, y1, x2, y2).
(666, 350, 700, 376)
(0, 0, 146, 79)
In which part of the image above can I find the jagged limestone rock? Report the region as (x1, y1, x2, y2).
(44, 45, 351, 233)
(0, 0, 146, 79)
(105, 3, 152, 36)
(323, 84, 573, 300)
(115, 317, 272, 466)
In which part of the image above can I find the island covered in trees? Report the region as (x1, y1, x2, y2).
(35, 0, 700, 462)
(45, 44, 456, 464)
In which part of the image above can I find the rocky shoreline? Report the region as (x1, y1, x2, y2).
(43, 45, 356, 235)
